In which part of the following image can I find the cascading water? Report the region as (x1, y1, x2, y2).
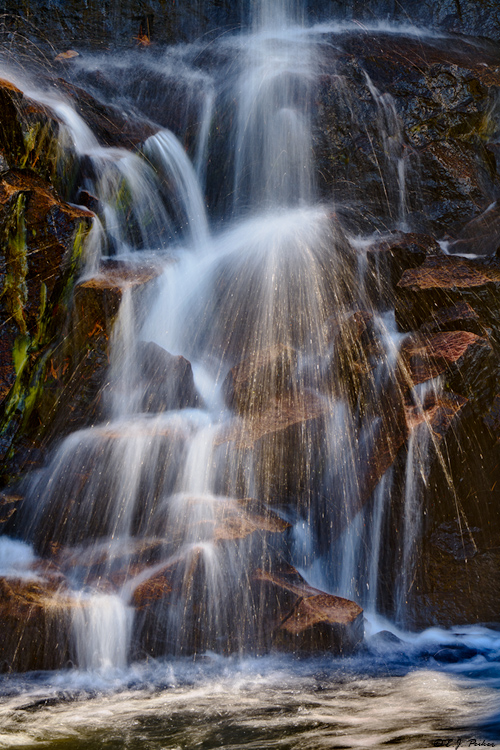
(1, 3, 500, 747)
(2, 3, 450, 661)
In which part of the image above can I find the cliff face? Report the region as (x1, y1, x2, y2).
(1, 0, 500, 53)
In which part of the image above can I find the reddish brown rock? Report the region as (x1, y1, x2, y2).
(222, 345, 297, 415)
(274, 593, 364, 654)
(404, 391, 468, 441)
(252, 566, 363, 654)
(395, 254, 500, 330)
(366, 232, 441, 304)
(0, 574, 73, 672)
(357, 390, 468, 517)
(419, 302, 485, 337)
(399, 330, 493, 390)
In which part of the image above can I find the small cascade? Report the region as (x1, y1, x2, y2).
(71, 592, 133, 671)
(143, 130, 210, 249)
(233, 23, 316, 211)
(26, 90, 173, 254)
(395, 377, 442, 624)
(1, 0, 489, 677)
(365, 73, 408, 231)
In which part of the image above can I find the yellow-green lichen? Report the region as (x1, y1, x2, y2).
(1, 192, 28, 336)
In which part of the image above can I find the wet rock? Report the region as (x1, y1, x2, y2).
(223, 345, 298, 415)
(399, 330, 494, 398)
(366, 232, 441, 304)
(314, 33, 500, 236)
(395, 254, 500, 331)
(322, 310, 381, 411)
(0, 574, 73, 672)
(483, 394, 500, 441)
(429, 520, 480, 563)
(409, 547, 500, 629)
(419, 302, 485, 338)
(133, 502, 291, 657)
(55, 79, 158, 149)
(252, 565, 364, 655)
(140, 341, 201, 413)
(0, 168, 92, 424)
(366, 629, 409, 658)
(0, 492, 21, 530)
(2, 0, 244, 51)
(0, 79, 60, 180)
(358, 390, 468, 516)
(274, 592, 363, 655)
(0, 170, 93, 480)
(432, 645, 479, 663)
(447, 201, 500, 256)
(0, 169, 93, 335)
(217, 392, 330, 502)
(40, 261, 162, 437)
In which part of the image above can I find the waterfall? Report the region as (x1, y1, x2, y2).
(0, 1, 463, 673)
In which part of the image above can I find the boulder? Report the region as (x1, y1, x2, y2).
(222, 345, 297, 415)
(139, 341, 201, 413)
(366, 232, 441, 304)
(395, 254, 500, 331)
(398, 330, 494, 401)
(273, 593, 364, 654)
(419, 302, 485, 337)
(217, 392, 330, 502)
(0, 573, 73, 672)
(252, 566, 363, 655)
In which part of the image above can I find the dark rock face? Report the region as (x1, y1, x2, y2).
(1, 1, 244, 52)
(140, 341, 201, 413)
(310, 1, 500, 40)
(254, 568, 364, 654)
(3, 0, 500, 53)
(395, 254, 500, 331)
(0, 573, 73, 672)
(314, 33, 500, 237)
